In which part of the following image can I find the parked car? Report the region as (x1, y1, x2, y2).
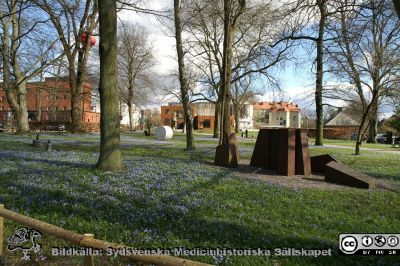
(376, 134, 387, 144)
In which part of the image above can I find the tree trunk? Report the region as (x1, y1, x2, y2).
(15, 108, 29, 134)
(70, 85, 83, 132)
(234, 108, 240, 133)
(70, 50, 85, 133)
(15, 82, 30, 134)
(213, 101, 220, 138)
(367, 117, 377, 143)
(315, 0, 326, 146)
(214, 0, 244, 168)
(366, 95, 378, 143)
(221, 26, 235, 144)
(1, 9, 30, 135)
(174, 0, 195, 150)
(128, 103, 134, 131)
(96, 0, 123, 171)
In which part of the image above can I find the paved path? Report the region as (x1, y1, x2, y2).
(308, 144, 400, 154)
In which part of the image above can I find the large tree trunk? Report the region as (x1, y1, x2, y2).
(15, 82, 30, 134)
(221, 28, 235, 145)
(214, 0, 244, 168)
(366, 93, 378, 143)
(70, 52, 84, 132)
(367, 117, 377, 143)
(355, 114, 369, 155)
(234, 107, 240, 133)
(315, 0, 326, 146)
(128, 103, 134, 131)
(174, 0, 195, 150)
(96, 0, 123, 171)
(70, 30, 94, 133)
(70, 86, 83, 132)
(213, 101, 220, 138)
(1, 7, 30, 135)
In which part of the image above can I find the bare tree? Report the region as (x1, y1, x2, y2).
(231, 75, 258, 133)
(0, 0, 61, 134)
(118, 22, 154, 131)
(219, 0, 245, 145)
(34, 0, 98, 133)
(325, 0, 400, 154)
(278, 0, 341, 146)
(174, 0, 195, 150)
(185, 0, 291, 138)
(213, 0, 246, 167)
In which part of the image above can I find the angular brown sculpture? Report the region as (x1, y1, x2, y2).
(214, 133, 239, 168)
(250, 129, 270, 167)
(310, 154, 337, 173)
(325, 161, 376, 189)
(277, 128, 296, 176)
(295, 129, 312, 176)
(250, 128, 311, 176)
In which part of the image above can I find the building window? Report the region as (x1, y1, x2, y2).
(63, 106, 67, 110)
(264, 113, 269, 124)
(293, 115, 296, 121)
(165, 109, 170, 114)
(0, 107, 3, 111)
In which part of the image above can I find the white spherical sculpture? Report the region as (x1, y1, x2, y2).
(156, 126, 173, 141)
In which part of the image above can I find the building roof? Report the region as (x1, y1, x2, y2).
(326, 110, 359, 126)
(252, 101, 300, 112)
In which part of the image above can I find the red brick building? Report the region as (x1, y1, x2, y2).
(0, 77, 100, 127)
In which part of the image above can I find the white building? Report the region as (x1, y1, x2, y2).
(253, 101, 302, 128)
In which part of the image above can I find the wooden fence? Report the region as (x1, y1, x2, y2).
(0, 204, 212, 266)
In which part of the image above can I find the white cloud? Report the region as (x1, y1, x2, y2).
(118, 1, 177, 75)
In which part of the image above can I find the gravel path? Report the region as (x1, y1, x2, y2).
(233, 160, 400, 191)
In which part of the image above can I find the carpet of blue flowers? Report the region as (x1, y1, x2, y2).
(0, 132, 399, 265)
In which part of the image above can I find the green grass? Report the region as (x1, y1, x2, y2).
(309, 138, 397, 151)
(0, 132, 399, 265)
(309, 148, 400, 181)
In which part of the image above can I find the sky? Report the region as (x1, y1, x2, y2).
(118, 2, 316, 101)
(117, 0, 395, 118)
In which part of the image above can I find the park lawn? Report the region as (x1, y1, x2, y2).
(0, 132, 399, 265)
(308, 138, 397, 151)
